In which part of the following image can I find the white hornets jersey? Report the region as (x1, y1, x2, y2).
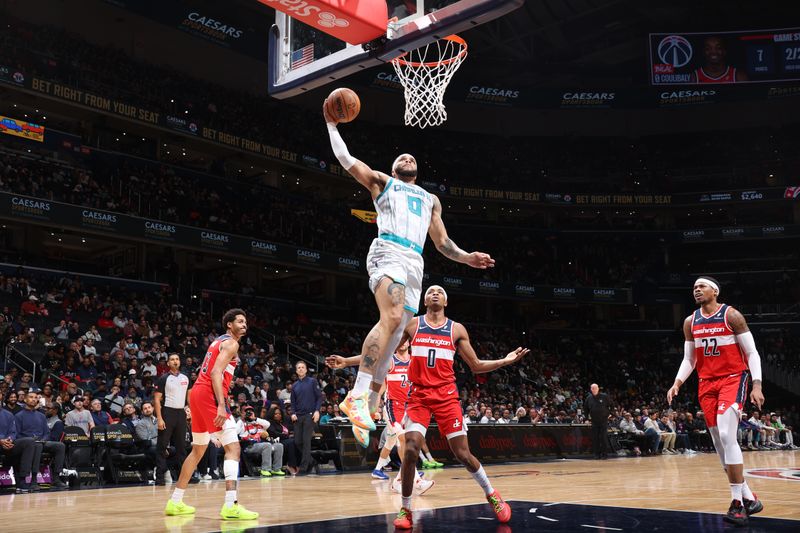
(373, 177, 434, 253)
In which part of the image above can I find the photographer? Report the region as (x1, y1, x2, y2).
(238, 405, 284, 477)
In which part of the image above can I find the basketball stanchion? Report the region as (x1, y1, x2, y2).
(391, 35, 468, 129)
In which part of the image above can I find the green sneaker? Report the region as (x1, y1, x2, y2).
(259, 470, 272, 477)
(220, 502, 259, 520)
(270, 469, 286, 476)
(421, 460, 435, 469)
(165, 499, 196, 516)
(432, 460, 444, 468)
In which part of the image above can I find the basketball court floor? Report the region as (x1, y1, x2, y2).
(2, 451, 798, 532)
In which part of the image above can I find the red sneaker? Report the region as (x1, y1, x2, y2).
(487, 490, 511, 523)
(393, 507, 413, 530)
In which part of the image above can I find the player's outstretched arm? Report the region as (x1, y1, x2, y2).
(325, 354, 362, 369)
(325, 324, 415, 370)
(667, 316, 696, 404)
(428, 195, 495, 269)
(323, 101, 389, 198)
(727, 307, 764, 409)
(454, 322, 529, 374)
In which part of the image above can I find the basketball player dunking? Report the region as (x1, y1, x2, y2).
(324, 102, 494, 448)
(667, 277, 764, 526)
(326, 339, 434, 495)
(393, 285, 529, 529)
(164, 308, 258, 521)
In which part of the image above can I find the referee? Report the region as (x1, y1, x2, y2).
(153, 353, 190, 485)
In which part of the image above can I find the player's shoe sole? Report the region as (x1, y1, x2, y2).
(352, 425, 370, 448)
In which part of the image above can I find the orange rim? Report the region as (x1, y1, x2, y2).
(393, 34, 467, 68)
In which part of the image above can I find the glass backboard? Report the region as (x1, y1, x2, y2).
(268, 0, 525, 98)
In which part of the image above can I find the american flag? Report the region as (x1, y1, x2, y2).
(290, 43, 314, 70)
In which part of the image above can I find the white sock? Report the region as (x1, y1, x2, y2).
(171, 488, 185, 503)
(376, 457, 390, 470)
(470, 465, 494, 496)
(730, 483, 743, 503)
(423, 451, 434, 462)
(224, 490, 237, 506)
(353, 372, 372, 396)
(223, 460, 238, 482)
(741, 480, 755, 500)
(402, 495, 413, 510)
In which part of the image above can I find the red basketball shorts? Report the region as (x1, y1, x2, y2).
(698, 371, 749, 428)
(189, 385, 228, 434)
(404, 383, 465, 439)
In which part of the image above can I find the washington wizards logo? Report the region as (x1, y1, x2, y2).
(745, 468, 800, 481)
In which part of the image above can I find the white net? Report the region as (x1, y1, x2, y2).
(390, 35, 467, 129)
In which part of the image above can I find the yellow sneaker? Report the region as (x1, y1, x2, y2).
(164, 499, 196, 516)
(352, 424, 370, 448)
(339, 392, 376, 431)
(220, 502, 259, 520)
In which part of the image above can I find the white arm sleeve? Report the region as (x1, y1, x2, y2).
(327, 122, 356, 170)
(675, 341, 696, 383)
(736, 331, 762, 381)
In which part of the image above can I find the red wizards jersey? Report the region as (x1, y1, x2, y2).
(695, 66, 737, 83)
(194, 334, 238, 393)
(691, 304, 748, 379)
(409, 316, 457, 388)
(385, 354, 411, 402)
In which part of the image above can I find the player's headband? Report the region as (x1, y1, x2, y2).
(694, 277, 720, 294)
(425, 285, 448, 302)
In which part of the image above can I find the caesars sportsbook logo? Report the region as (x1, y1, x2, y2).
(263, 1, 350, 29)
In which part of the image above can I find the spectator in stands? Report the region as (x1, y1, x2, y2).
(119, 403, 138, 434)
(657, 414, 678, 454)
(0, 402, 36, 493)
(64, 396, 94, 435)
(738, 412, 758, 450)
(82, 325, 102, 343)
(90, 398, 113, 427)
(618, 412, 646, 456)
(319, 404, 334, 424)
(104, 384, 125, 416)
(231, 376, 251, 402)
(125, 385, 142, 409)
(771, 413, 796, 448)
(266, 405, 298, 475)
(45, 402, 64, 441)
(5, 390, 21, 415)
(77, 356, 97, 383)
(238, 405, 284, 477)
(135, 401, 159, 463)
(15, 390, 67, 489)
(277, 381, 292, 404)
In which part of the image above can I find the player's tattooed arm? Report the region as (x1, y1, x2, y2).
(429, 195, 495, 268)
(726, 307, 750, 335)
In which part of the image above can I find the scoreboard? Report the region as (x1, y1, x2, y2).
(650, 28, 800, 85)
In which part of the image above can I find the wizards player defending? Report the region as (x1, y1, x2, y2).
(393, 286, 529, 529)
(667, 277, 765, 526)
(324, 101, 494, 447)
(165, 308, 258, 521)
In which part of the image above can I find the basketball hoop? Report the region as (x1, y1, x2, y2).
(391, 35, 467, 129)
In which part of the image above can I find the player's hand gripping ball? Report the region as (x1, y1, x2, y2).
(324, 88, 361, 123)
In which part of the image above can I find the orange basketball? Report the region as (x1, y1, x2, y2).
(325, 87, 360, 123)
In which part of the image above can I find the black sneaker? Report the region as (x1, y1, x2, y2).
(188, 475, 200, 484)
(210, 470, 220, 480)
(723, 499, 748, 526)
(15, 484, 32, 494)
(744, 494, 763, 516)
(51, 479, 68, 489)
(29, 483, 41, 492)
(155, 479, 166, 486)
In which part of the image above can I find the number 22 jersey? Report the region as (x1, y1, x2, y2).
(691, 304, 748, 379)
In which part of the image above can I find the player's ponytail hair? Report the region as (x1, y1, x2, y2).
(222, 308, 247, 329)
